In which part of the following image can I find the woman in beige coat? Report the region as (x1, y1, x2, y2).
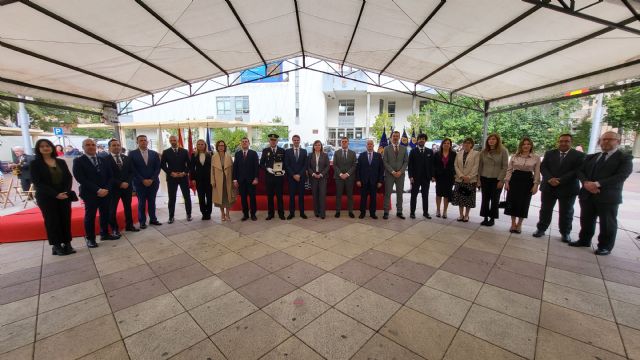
(211, 140, 235, 221)
(451, 138, 480, 222)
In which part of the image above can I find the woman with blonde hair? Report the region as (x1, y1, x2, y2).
(478, 133, 509, 226)
(451, 138, 480, 222)
(308, 140, 330, 218)
(212, 140, 235, 221)
(504, 137, 541, 233)
(190, 139, 212, 220)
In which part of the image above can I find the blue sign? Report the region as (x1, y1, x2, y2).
(239, 62, 285, 83)
(53, 127, 64, 136)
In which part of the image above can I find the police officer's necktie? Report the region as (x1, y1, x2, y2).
(116, 154, 123, 169)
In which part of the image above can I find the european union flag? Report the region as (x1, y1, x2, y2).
(401, 128, 409, 147)
(378, 127, 388, 153)
(409, 128, 417, 149)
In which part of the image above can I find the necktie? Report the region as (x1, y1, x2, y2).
(368, 152, 372, 165)
(420, 148, 424, 154)
(91, 156, 100, 172)
(243, 151, 247, 160)
(394, 145, 398, 154)
(174, 148, 178, 154)
(295, 148, 299, 161)
(344, 150, 347, 160)
(591, 152, 608, 179)
(116, 154, 122, 169)
(560, 152, 566, 161)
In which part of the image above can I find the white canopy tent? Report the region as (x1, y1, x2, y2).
(0, 0, 638, 114)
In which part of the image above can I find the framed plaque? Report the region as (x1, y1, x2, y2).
(273, 161, 284, 176)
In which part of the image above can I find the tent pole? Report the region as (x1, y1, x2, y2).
(588, 89, 604, 154)
(482, 101, 490, 145)
(18, 96, 33, 155)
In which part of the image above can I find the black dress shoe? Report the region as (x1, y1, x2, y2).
(532, 230, 545, 238)
(410, 213, 416, 219)
(202, 215, 211, 220)
(287, 214, 295, 220)
(279, 215, 286, 220)
(125, 226, 140, 232)
(168, 218, 175, 224)
(140, 224, 147, 229)
(480, 220, 489, 226)
(595, 248, 611, 256)
(251, 215, 257, 221)
(150, 220, 162, 226)
(383, 213, 389, 220)
(241, 216, 249, 222)
(101, 234, 119, 241)
(348, 212, 355, 218)
(113, 232, 122, 238)
(52, 245, 68, 256)
(561, 234, 572, 243)
(371, 214, 378, 219)
(85, 238, 99, 248)
(568, 241, 591, 247)
(62, 242, 76, 254)
(487, 219, 495, 226)
(359, 212, 366, 219)
(424, 213, 432, 219)
(266, 215, 274, 220)
(187, 216, 193, 222)
(335, 212, 340, 218)
(320, 216, 325, 219)
(300, 213, 307, 219)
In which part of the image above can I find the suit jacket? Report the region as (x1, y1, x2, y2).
(577, 150, 633, 204)
(408, 147, 434, 181)
(356, 151, 384, 186)
(308, 152, 330, 178)
(233, 149, 259, 182)
(260, 146, 286, 175)
(454, 150, 480, 183)
(434, 151, 456, 180)
(190, 152, 212, 184)
(16, 154, 35, 180)
(72, 154, 113, 199)
(382, 144, 409, 175)
(128, 148, 161, 187)
(101, 153, 134, 190)
(540, 148, 584, 196)
(333, 148, 357, 179)
(285, 147, 308, 180)
(30, 158, 72, 202)
(161, 147, 191, 180)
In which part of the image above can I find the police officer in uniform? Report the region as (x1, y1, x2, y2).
(260, 134, 286, 220)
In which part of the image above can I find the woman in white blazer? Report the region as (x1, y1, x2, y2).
(451, 138, 480, 222)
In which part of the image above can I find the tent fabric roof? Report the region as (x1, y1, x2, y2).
(0, 0, 638, 110)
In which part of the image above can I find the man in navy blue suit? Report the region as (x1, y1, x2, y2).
(356, 139, 384, 219)
(72, 138, 118, 248)
(128, 135, 162, 229)
(233, 137, 259, 221)
(161, 135, 192, 223)
(284, 134, 308, 219)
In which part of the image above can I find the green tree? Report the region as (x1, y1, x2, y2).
(71, 127, 115, 139)
(370, 112, 393, 141)
(604, 87, 640, 155)
(572, 119, 591, 150)
(213, 128, 248, 153)
(406, 113, 428, 136)
(423, 98, 483, 144)
(258, 116, 289, 142)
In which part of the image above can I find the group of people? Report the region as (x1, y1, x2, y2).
(28, 128, 632, 257)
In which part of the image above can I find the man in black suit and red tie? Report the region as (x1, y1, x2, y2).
(356, 139, 384, 219)
(161, 135, 192, 223)
(104, 138, 138, 234)
(233, 137, 259, 221)
(408, 133, 435, 219)
(569, 131, 633, 255)
(533, 134, 584, 242)
(284, 134, 308, 219)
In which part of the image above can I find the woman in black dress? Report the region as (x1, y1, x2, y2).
(433, 138, 456, 219)
(190, 139, 213, 220)
(504, 137, 541, 233)
(31, 139, 74, 255)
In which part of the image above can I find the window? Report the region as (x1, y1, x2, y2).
(235, 96, 249, 115)
(327, 127, 365, 146)
(217, 96, 249, 116)
(379, 99, 384, 114)
(338, 99, 355, 117)
(388, 101, 396, 118)
(217, 97, 232, 115)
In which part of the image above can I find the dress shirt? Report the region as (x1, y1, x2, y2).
(505, 152, 541, 184)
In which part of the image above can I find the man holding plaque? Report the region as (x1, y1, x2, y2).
(260, 134, 286, 220)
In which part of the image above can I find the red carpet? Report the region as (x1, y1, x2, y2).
(0, 198, 139, 243)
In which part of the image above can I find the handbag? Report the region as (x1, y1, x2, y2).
(498, 189, 508, 208)
(67, 190, 79, 202)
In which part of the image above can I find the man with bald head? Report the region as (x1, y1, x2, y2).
(569, 131, 633, 255)
(161, 135, 192, 223)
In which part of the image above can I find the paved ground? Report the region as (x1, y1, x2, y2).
(2, 173, 640, 359)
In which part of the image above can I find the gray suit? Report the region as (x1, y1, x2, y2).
(308, 152, 330, 217)
(383, 144, 409, 213)
(333, 148, 357, 212)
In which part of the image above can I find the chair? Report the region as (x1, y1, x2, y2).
(15, 184, 36, 208)
(0, 177, 15, 208)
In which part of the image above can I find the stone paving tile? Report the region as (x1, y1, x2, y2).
(475, 284, 540, 324)
(262, 289, 330, 333)
(35, 295, 110, 340)
(0, 279, 39, 306)
(281, 242, 324, 260)
(100, 264, 155, 292)
(611, 299, 640, 331)
(546, 254, 602, 279)
(539, 302, 625, 356)
(444, 331, 526, 360)
(297, 308, 374, 360)
(158, 263, 212, 291)
(237, 274, 296, 308)
(425, 270, 483, 301)
(260, 336, 324, 360)
(352, 333, 423, 360)
(461, 304, 537, 359)
(545, 267, 607, 296)
(274, 260, 325, 287)
(598, 255, 640, 273)
(0, 344, 33, 360)
(606, 280, 640, 306)
(602, 266, 640, 288)
(38, 278, 104, 314)
(0, 316, 35, 355)
(363, 271, 422, 304)
(542, 282, 614, 321)
(217, 262, 269, 289)
(77, 341, 128, 360)
(619, 325, 640, 360)
(440, 256, 494, 282)
(335, 287, 401, 330)
(148, 253, 197, 276)
(189, 291, 258, 335)
(330, 259, 382, 286)
(253, 251, 298, 272)
(406, 286, 472, 327)
(201, 252, 248, 274)
(211, 310, 291, 360)
(124, 313, 206, 360)
(494, 256, 545, 280)
(40, 265, 99, 294)
(354, 249, 399, 270)
(380, 306, 456, 360)
(114, 293, 185, 337)
(0, 296, 37, 327)
(106, 277, 169, 312)
(172, 275, 233, 310)
(535, 328, 626, 360)
(170, 339, 225, 360)
(302, 273, 359, 306)
(0, 266, 40, 289)
(386, 258, 437, 284)
(305, 250, 350, 271)
(486, 267, 543, 299)
(33, 315, 120, 360)
(404, 247, 450, 268)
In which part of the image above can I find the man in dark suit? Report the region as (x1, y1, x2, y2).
(10, 146, 35, 192)
(161, 135, 192, 223)
(533, 134, 584, 242)
(382, 131, 409, 219)
(334, 137, 357, 218)
(128, 135, 162, 229)
(72, 138, 118, 248)
(408, 133, 435, 219)
(356, 139, 384, 219)
(233, 137, 259, 221)
(569, 131, 633, 255)
(284, 134, 308, 219)
(104, 138, 138, 233)
(260, 134, 286, 220)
